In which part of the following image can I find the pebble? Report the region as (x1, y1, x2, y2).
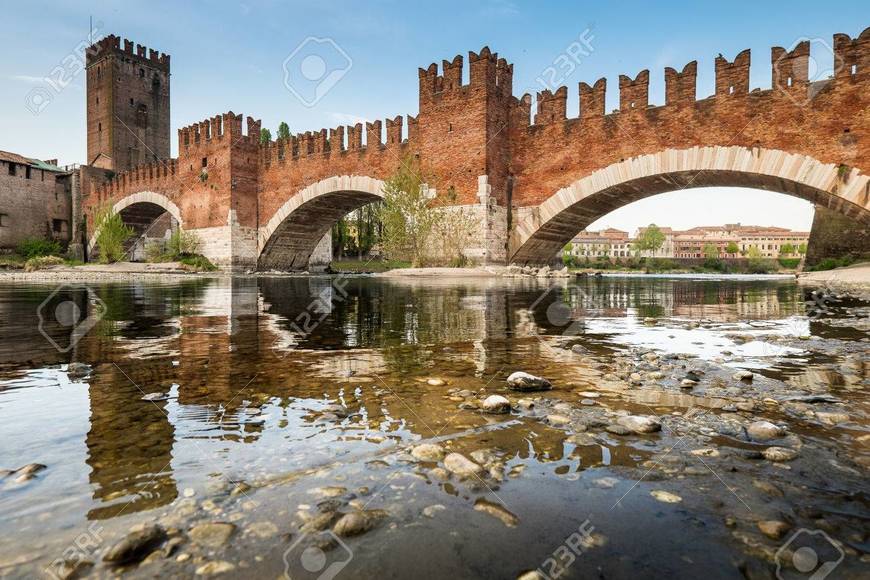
(606, 424, 633, 436)
(762, 447, 798, 462)
(443, 453, 484, 478)
(103, 525, 167, 565)
(246, 521, 278, 538)
(422, 504, 446, 518)
(195, 560, 236, 576)
(506, 371, 552, 391)
(141, 392, 170, 402)
(333, 510, 384, 537)
(545, 414, 571, 427)
(411, 443, 445, 462)
(757, 520, 790, 539)
(733, 370, 754, 381)
(426, 378, 446, 386)
(650, 490, 683, 503)
(481, 395, 511, 414)
(593, 477, 620, 489)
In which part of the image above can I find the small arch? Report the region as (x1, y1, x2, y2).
(258, 175, 385, 270)
(87, 191, 183, 255)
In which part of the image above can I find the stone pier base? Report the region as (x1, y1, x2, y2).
(806, 205, 870, 267)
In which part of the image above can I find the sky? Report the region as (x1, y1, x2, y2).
(1, 0, 865, 233)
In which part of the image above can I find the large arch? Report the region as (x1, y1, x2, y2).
(87, 191, 183, 256)
(510, 146, 870, 264)
(258, 175, 386, 270)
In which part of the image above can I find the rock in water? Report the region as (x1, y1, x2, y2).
(410, 443, 445, 462)
(506, 372, 552, 391)
(141, 392, 170, 402)
(188, 522, 236, 548)
(66, 362, 91, 379)
(617, 415, 662, 434)
(650, 490, 682, 503)
(747, 420, 785, 441)
(103, 525, 167, 565)
(333, 510, 385, 537)
(473, 499, 519, 527)
(443, 453, 484, 478)
(733, 370, 754, 381)
(195, 561, 236, 576)
(757, 520, 790, 539)
(481, 395, 511, 414)
(762, 447, 798, 462)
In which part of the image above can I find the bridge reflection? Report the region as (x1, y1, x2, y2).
(0, 275, 823, 520)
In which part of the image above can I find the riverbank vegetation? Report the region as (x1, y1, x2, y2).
(145, 229, 217, 271)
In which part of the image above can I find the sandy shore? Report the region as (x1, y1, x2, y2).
(0, 261, 225, 282)
(796, 262, 870, 296)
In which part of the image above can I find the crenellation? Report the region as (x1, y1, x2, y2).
(86, 34, 170, 71)
(579, 78, 606, 117)
(834, 27, 870, 79)
(665, 61, 697, 105)
(715, 49, 750, 96)
(366, 120, 383, 149)
(313, 129, 327, 154)
(496, 58, 513, 93)
(347, 123, 363, 151)
(442, 55, 463, 90)
(407, 115, 419, 143)
(534, 86, 568, 124)
(385, 116, 403, 146)
(619, 70, 650, 112)
(772, 41, 809, 90)
(469, 46, 497, 88)
(329, 126, 345, 154)
(510, 94, 533, 128)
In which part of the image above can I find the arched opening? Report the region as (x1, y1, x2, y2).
(87, 192, 182, 261)
(258, 176, 385, 271)
(510, 147, 870, 264)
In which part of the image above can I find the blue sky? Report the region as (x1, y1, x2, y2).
(1, 0, 865, 231)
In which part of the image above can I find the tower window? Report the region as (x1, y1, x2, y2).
(130, 98, 134, 106)
(135, 104, 148, 129)
(7, 163, 15, 176)
(25, 166, 31, 179)
(139, 68, 145, 77)
(98, 122, 102, 132)
(202, 157, 208, 168)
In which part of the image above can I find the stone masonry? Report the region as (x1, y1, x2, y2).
(84, 29, 870, 270)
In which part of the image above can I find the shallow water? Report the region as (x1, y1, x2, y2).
(0, 275, 867, 579)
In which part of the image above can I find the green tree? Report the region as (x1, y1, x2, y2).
(726, 241, 739, 255)
(277, 122, 291, 140)
(260, 128, 272, 144)
(94, 206, 134, 263)
(633, 224, 665, 254)
(746, 245, 762, 259)
(798, 243, 807, 255)
(780, 243, 795, 256)
(702, 243, 719, 260)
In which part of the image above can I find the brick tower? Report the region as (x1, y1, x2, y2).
(85, 35, 170, 172)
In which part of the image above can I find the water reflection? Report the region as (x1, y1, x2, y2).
(0, 275, 863, 545)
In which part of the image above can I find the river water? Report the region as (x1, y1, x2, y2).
(0, 275, 867, 579)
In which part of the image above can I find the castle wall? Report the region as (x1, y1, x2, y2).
(0, 160, 71, 250)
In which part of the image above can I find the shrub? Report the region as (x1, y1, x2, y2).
(807, 256, 855, 271)
(778, 257, 801, 269)
(94, 207, 134, 263)
(24, 255, 64, 272)
(166, 229, 201, 258)
(17, 238, 62, 259)
(178, 254, 217, 271)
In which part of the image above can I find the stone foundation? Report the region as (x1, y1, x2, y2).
(806, 205, 870, 267)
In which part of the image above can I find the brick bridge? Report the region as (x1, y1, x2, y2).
(85, 28, 870, 270)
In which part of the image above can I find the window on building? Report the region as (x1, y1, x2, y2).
(130, 98, 134, 106)
(7, 163, 15, 176)
(52, 219, 67, 234)
(139, 68, 145, 78)
(202, 157, 208, 168)
(25, 166, 31, 179)
(0, 214, 7, 227)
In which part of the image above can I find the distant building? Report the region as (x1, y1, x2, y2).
(564, 223, 810, 261)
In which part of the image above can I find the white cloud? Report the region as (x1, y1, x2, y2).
(9, 75, 46, 84)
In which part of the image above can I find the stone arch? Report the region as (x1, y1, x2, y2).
(87, 191, 183, 255)
(510, 146, 870, 264)
(258, 175, 386, 270)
